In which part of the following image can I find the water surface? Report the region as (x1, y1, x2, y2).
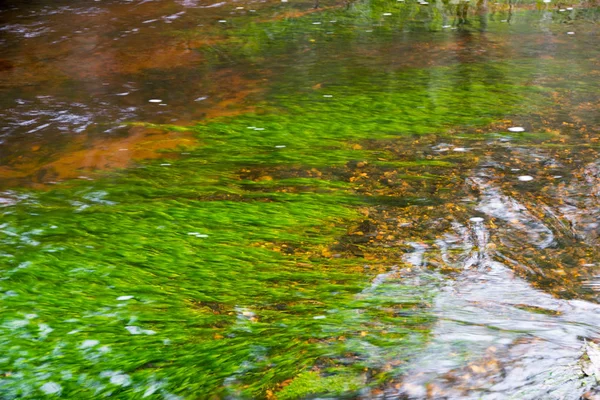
(0, 0, 599, 398)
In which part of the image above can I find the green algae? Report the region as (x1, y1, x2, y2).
(1, 0, 598, 398)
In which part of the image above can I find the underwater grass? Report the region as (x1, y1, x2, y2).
(0, 0, 590, 397)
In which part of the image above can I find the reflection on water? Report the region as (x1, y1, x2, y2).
(1, 0, 600, 398)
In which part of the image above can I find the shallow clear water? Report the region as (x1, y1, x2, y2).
(1, 0, 599, 398)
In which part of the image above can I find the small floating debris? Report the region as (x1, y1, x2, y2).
(518, 175, 534, 181)
(553, 175, 563, 179)
(453, 147, 468, 152)
(508, 126, 525, 132)
(383, 12, 392, 16)
(323, 94, 333, 98)
(313, 315, 326, 320)
(116, 92, 129, 96)
(195, 96, 208, 102)
(218, 20, 227, 23)
(567, 31, 575, 35)
(148, 99, 162, 103)
(160, 163, 171, 166)
(117, 296, 134, 301)
(275, 145, 286, 148)
(470, 217, 484, 223)
(312, 22, 321, 25)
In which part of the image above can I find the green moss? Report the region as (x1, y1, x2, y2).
(277, 370, 363, 399)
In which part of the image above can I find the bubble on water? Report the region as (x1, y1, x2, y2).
(508, 127, 525, 132)
(40, 382, 62, 395)
(518, 175, 534, 181)
(117, 296, 134, 301)
(470, 217, 484, 223)
(81, 340, 100, 349)
(110, 374, 131, 387)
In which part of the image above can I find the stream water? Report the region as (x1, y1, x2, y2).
(1, 0, 599, 398)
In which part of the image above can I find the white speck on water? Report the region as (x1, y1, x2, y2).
(218, 20, 227, 23)
(195, 96, 208, 102)
(566, 6, 573, 9)
(81, 340, 100, 349)
(125, 326, 156, 335)
(508, 127, 525, 132)
(110, 374, 131, 387)
(116, 92, 129, 96)
(117, 296, 134, 301)
(442, 25, 451, 28)
(383, 12, 392, 16)
(470, 217, 484, 223)
(188, 232, 209, 238)
(67, 330, 80, 335)
(254, 127, 265, 131)
(553, 175, 562, 179)
(312, 22, 321, 25)
(6, 319, 29, 329)
(39, 323, 53, 337)
(143, 19, 158, 24)
(559, 8, 566, 11)
(543, 0, 551, 2)
(567, 31, 575, 35)
(236, 6, 244, 9)
(323, 94, 333, 98)
(148, 99, 162, 103)
(453, 147, 468, 152)
(41, 382, 62, 395)
(160, 163, 171, 166)
(275, 145, 286, 148)
(25, 313, 38, 319)
(518, 175, 534, 181)
(125, 326, 143, 335)
(281, 0, 288, 2)
(249, 9, 256, 12)
(313, 315, 326, 320)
